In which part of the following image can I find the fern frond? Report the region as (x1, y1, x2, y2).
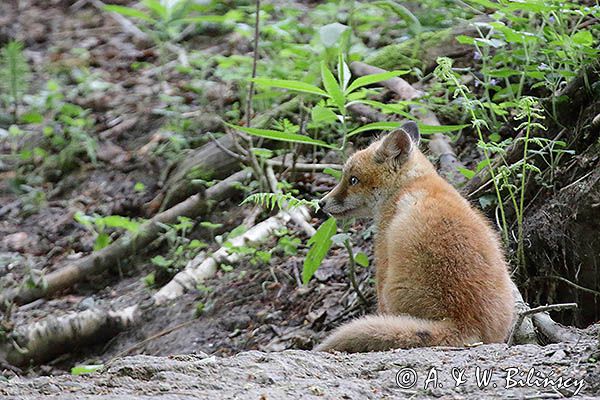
(241, 192, 320, 212)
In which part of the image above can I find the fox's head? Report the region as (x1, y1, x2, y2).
(319, 121, 426, 218)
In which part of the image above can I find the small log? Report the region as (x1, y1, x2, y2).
(160, 98, 301, 210)
(0, 170, 251, 309)
(159, 134, 243, 210)
(2, 307, 137, 366)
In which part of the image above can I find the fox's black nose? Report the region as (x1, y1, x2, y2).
(316, 198, 328, 219)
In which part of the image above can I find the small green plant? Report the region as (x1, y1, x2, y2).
(230, 57, 413, 153)
(0, 41, 30, 120)
(331, 231, 369, 304)
(104, 0, 227, 43)
(275, 234, 301, 257)
(241, 192, 319, 212)
(150, 217, 207, 279)
(12, 81, 98, 179)
(74, 213, 143, 251)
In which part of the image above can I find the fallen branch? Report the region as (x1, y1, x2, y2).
(508, 281, 538, 345)
(159, 134, 244, 210)
(160, 98, 301, 210)
(2, 307, 137, 366)
(0, 170, 251, 309)
(532, 312, 583, 344)
(154, 209, 297, 305)
(507, 302, 577, 346)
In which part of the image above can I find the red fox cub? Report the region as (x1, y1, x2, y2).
(316, 121, 515, 353)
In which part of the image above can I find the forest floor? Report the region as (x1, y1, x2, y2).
(1, 0, 599, 398)
(1, 0, 379, 376)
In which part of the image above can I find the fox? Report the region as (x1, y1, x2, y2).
(315, 121, 515, 353)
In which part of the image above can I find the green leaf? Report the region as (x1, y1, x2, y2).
(345, 70, 409, 94)
(94, 233, 111, 251)
(20, 112, 43, 124)
(323, 167, 342, 180)
(252, 78, 328, 97)
(321, 61, 346, 113)
(151, 255, 173, 268)
(103, 5, 154, 23)
(476, 158, 490, 172)
(319, 22, 350, 48)
(228, 124, 337, 149)
(347, 121, 401, 137)
(143, 272, 155, 287)
(457, 167, 475, 179)
(228, 225, 247, 239)
(200, 221, 223, 230)
(189, 239, 208, 249)
(311, 105, 338, 124)
(347, 121, 468, 138)
(338, 54, 351, 92)
(101, 215, 141, 233)
(141, 0, 167, 19)
(455, 35, 475, 45)
(71, 365, 103, 375)
(252, 148, 274, 159)
(220, 264, 234, 272)
(572, 30, 593, 46)
(302, 217, 337, 285)
(355, 252, 369, 267)
(419, 124, 469, 134)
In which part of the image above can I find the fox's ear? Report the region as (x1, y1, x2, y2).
(400, 121, 420, 145)
(374, 122, 419, 166)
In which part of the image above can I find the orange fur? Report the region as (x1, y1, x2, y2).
(316, 122, 514, 353)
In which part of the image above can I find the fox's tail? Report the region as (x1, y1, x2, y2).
(315, 315, 470, 353)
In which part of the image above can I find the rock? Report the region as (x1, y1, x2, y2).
(3, 232, 29, 252)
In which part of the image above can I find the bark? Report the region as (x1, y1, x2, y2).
(2, 307, 137, 366)
(159, 134, 243, 210)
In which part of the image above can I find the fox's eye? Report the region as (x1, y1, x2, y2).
(349, 176, 359, 186)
